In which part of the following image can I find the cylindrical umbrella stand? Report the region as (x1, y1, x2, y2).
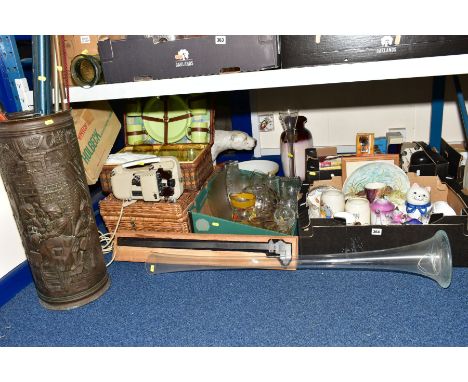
(0, 111, 110, 310)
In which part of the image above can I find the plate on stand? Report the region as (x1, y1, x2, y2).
(342, 162, 410, 200)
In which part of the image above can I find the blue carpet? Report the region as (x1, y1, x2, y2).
(1, 262, 467, 346)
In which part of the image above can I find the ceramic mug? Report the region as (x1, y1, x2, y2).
(189, 98, 208, 116)
(306, 186, 336, 219)
(334, 211, 357, 225)
(187, 122, 209, 143)
(364, 182, 386, 203)
(345, 197, 371, 225)
(320, 189, 345, 219)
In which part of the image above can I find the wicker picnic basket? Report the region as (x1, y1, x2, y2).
(99, 95, 215, 193)
(99, 191, 198, 234)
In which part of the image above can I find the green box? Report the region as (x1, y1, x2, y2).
(189, 171, 297, 236)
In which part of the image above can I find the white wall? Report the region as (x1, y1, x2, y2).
(251, 75, 468, 155)
(0, 173, 26, 278)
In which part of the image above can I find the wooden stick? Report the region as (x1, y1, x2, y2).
(53, 35, 67, 111)
(51, 36, 60, 113)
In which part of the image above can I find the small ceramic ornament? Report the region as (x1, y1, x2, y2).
(370, 198, 395, 225)
(432, 201, 456, 216)
(405, 183, 432, 224)
(391, 208, 407, 224)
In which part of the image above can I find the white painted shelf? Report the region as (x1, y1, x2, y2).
(57, 54, 468, 103)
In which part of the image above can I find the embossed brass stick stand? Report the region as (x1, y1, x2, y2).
(0, 111, 110, 310)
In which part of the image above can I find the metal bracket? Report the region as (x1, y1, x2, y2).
(429, 76, 446, 152)
(267, 239, 292, 267)
(453, 75, 468, 150)
(429, 75, 468, 152)
(15, 78, 33, 111)
(0, 35, 27, 112)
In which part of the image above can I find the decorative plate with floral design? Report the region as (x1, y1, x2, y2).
(342, 162, 410, 202)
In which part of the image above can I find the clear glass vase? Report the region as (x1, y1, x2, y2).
(273, 176, 302, 233)
(280, 115, 314, 180)
(279, 110, 299, 178)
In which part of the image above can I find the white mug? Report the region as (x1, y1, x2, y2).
(320, 190, 345, 219)
(334, 211, 357, 225)
(306, 186, 337, 219)
(345, 197, 371, 225)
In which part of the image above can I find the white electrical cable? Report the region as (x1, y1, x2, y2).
(99, 199, 136, 267)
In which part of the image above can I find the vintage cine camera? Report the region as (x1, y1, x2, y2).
(110, 157, 184, 202)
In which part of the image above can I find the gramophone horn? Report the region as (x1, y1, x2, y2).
(145, 230, 452, 288)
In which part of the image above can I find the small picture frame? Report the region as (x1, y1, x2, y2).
(258, 113, 274, 132)
(356, 133, 375, 156)
(341, 153, 400, 180)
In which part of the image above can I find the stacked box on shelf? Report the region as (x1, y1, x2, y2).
(280, 35, 468, 68)
(97, 35, 280, 83)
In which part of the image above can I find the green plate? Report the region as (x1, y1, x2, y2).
(142, 96, 190, 143)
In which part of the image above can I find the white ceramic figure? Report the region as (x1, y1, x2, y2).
(211, 130, 256, 161)
(405, 183, 432, 223)
(432, 201, 456, 216)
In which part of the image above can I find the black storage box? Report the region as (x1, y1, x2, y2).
(281, 35, 468, 68)
(298, 175, 468, 267)
(408, 141, 449, 178)
(98, 35, 280, 84)
(440, 139, 465, 180)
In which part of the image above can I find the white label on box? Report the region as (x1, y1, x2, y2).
(80, 35, 91, 44)
(371, 228, 383, 236)
(215, 36, 226, 44)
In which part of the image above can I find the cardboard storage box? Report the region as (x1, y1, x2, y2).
(298, 174, 468, 267)
(72, 101, 121, 184)
(62, 35, 124, 85)
(280, 35, 468, 68)
(189, 170, 297, 236)
(63, 35, 100, 85)
(97, 35, 280, 83)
